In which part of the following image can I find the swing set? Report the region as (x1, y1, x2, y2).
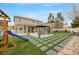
(0, 9, 15, 51)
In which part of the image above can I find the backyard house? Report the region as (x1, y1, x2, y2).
(14, 13, 64, 34)
(14, 16, 43, 34)
(47, 13, 64, 31)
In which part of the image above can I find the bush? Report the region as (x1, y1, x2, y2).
(61, 30, 70, 33)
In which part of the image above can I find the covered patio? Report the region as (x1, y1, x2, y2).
(28, 25, 50, 38)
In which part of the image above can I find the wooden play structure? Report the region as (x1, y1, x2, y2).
(0, 9, 16, 51)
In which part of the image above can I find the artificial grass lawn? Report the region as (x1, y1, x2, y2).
(0, 37, 46, 55)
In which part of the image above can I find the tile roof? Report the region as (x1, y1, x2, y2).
(14, 16, 43, 22)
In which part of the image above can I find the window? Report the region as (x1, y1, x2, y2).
(24, 26, 26, 33)
(32, 21, 35, 23)
(19, 28, 23, 30)
(16, 28, 18, 30)
(37, 22, 39, 24)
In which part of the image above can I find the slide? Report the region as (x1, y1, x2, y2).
(7, 30, 29, 41)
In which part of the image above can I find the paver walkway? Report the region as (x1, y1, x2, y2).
(57, 36, 79, 55)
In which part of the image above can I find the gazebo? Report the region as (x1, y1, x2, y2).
(28, 24, 50, 38)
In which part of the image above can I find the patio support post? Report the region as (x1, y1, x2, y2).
(38, 27, 41, 39)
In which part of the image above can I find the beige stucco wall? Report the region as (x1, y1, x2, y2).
(48, 21, 63, 31)
(14, 16, 43, 34)
(14, 16, 43, 26)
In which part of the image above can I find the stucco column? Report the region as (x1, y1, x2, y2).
(27, 26, 29, 35)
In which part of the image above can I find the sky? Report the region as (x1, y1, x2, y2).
(0, 3, 74, 26)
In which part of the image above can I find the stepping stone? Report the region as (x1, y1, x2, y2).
(61, 40, 69, 45)
(33, 43, 37, 44)
(30, 40, 36, 42)
(47, 43, 53, 47)
(43, 42, 48, 44)
(50, 39, 53, 41)
(39, 40, 43, 42)
(53, 39, 61, 43)
(56, 40, 61, 42)
(52, 43, 63, 47)
(48, 40, 52, 42)
(60, 42, 66, 45)
(44, 39, 47, 40)
(36, 43, 43, 47)
(33, 42, 39, 44)
(51, 39, 54, 41)
(52, 42, 57, 44)
(31, 41, 36, 43)
(52, 42, 55, 44)
(40, 46, 48, 51)
(58, 44, 65, 47)
(46, 49, 57, 55)
(54, 46, 62, 51)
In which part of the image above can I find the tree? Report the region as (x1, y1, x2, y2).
(71, 16, 79, 28)
(66, 4, 79, 28)
(71, 5, 79, 28)
(48, 13, 54, 22)
(57, 12, 64, 21)
(48, 13, 52, 22)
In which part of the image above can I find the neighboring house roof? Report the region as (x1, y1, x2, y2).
(42, 22, 50, 26)
(15, 24, 38, 26)
(14, 16, 43, 22)
(33, 25, 50, 27)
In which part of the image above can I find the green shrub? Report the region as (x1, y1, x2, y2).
(61, 30, 70, 33)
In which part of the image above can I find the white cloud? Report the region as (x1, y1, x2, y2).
(41, 3, 61, 7)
